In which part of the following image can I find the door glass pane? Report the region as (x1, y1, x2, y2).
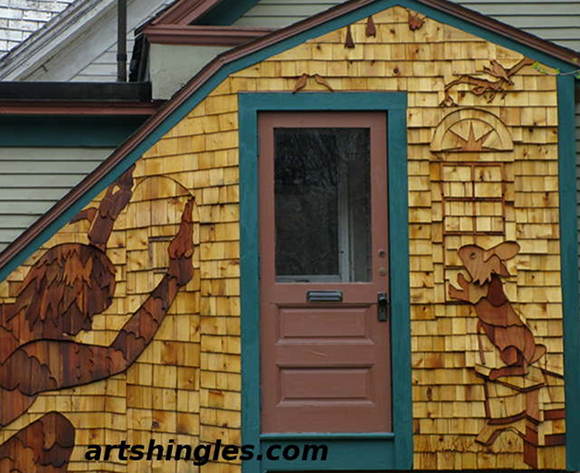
(274, 127, 371, 282)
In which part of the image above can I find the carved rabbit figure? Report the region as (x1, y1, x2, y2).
(448, 241, 546, 380)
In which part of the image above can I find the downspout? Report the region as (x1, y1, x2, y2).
(117, 0, 127, 82)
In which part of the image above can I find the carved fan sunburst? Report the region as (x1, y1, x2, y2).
(431, 109, 514, 153)
(445, 119, 495, 152)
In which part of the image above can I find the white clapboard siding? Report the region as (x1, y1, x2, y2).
(0, 147, 113, 251)
(454, 0, 580, 51)
(233, 1, 342, 27)
(18, 0, 171, 81)
(73, 33, 136, 82)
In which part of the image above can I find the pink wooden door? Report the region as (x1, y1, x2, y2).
(259, 112, 391, 433)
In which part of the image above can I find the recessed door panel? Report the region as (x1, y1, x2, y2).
(280, 368, 371, 400)
(279, 307, 368, 339)
(260, 112, 391, 433)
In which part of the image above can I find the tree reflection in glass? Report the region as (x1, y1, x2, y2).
(274, 127, 371, 283)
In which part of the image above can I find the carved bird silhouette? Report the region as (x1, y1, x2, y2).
(312, 74, 334, 92)
(483, 60, 513, 85)
(293, 74, 334, 93)
(293, 73, 309, 94)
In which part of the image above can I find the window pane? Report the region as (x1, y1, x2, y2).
(274, 127, 371, 282)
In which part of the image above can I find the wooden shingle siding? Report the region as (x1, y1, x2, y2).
(235, 0, 580, 308)
(0, 7, 566, 470)
(4, 0, 577, 250)
(0, 147, 113, 252)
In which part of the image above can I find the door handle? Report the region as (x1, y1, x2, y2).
(377, 292, 390, 322)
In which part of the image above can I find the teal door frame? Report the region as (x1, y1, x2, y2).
(238, 92, 412, 472)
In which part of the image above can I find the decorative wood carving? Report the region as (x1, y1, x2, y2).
(483, 59, 515, 84)
(365, 16, 377, 37)
(292, 73, 334, 93)
(440, 57, 534, 106)
(449, 242, 544, 378)
(0, 169, 195, 472)
(407, 9, 425, 31)
(0, 412, 74, 473)
(312, 74, 333, 92)
(1, 166, 135, 347)
(344, 24, 355, 49)
(4, 244, 116, 340)
(86, 165, 135, 251)
(449, 241, 564, 468)
(544, 408, 566, 421)
(293, 73, 308, 93)
(545, 433, 566, 446)
(431, 108, 514, 153)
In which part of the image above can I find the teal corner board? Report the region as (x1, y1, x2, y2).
(238, 92, 411, 473)
(558, 75, 580, 471)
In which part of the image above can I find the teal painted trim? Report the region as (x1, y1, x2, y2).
(194, 0, 261, 25)
(242, 91, 407, 111)
(239, 92, 411, 473)
(0, 116, 146, 147)
(239, 93, 262, 473)
(260, 433, 396, 440)
(1, 0, 574, 284)
(558, 75, 580, 471)
(388, 105, 412, 469)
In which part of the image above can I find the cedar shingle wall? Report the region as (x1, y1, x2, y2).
(0, 6, 564, 471)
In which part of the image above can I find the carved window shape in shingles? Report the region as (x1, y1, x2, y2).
(148, 197, 188, 276)
(432, 109, 513, 237)
(442, 163, 505, 236)
(124, 181, 192, 295)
